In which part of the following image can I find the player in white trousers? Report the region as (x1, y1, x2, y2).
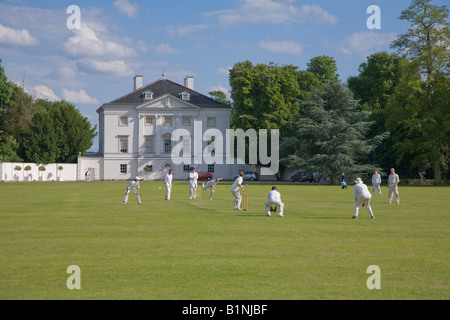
(386, 168, 400, 204)
(188, 168, 199, 200)
(371, 170, 382, 195)
(202, 177, 223, 200)
(265, 186, 284, 217)
(352, 178, 374, 219)
(123, 177, 142, 205)
(164, 169, 173, 200)
(231, 172, 245, 210)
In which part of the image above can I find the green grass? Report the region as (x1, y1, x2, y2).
(0, 181, 449, 299)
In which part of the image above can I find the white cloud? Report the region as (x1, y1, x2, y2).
(0, 23, 39, 46)
(217, 67, 232, 76)
(64, 23, 137, 59)
(27, 85, 60, 102)
(61, 88, 100, 105)
(76, 59, 134, 77)
(205, 0, 338, 27)
(258, 40, 303, 55)
(340, 32, 397, 57)
(151, 43, 181, 55)
(113, 0, 139, 18)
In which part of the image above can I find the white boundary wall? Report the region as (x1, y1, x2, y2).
(0, 162, 78, 182)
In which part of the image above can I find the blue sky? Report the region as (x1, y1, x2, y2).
(0, 0, 447, 151)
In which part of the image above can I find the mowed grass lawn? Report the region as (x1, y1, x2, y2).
(0, 180, 448, 300)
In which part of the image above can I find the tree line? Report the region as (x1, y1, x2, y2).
(0, 62, 97, 164)
(223, 0, 449, 184)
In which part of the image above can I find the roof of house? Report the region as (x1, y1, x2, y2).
(103, 78, 230, 109)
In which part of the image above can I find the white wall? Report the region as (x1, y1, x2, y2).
(0, 162, 77, 182)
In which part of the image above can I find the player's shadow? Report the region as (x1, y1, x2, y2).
(235, 214, 268, 217)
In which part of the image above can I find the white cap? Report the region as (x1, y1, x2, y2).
(135, 177, 141, 181)
(354, 178, 362, 184)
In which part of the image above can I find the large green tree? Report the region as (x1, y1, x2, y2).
(281, 81, 388, 184)
(19, 101, 97, 163)
(306, 55, 339, 83)
(347, 52, 404, 173)
(229, 61, 301, 132)
(388, 0, 450, 183)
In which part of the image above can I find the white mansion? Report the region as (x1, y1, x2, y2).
(78, 75, 252, 181)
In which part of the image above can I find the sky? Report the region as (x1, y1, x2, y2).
(0, 0, 447, 151)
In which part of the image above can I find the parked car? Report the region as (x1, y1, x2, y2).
(234, 171, 259, 181)
(197, 171, 213, 181)
(290, 172, 315, 183)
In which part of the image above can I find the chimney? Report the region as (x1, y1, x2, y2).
(184, 76, 194, 90)
(134, 75, 143, 91)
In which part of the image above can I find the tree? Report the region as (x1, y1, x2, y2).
(0, 131, 22, 162)
(209, 90, 230, 105)
(347, 52, 404, 172)
(3, 86, 38, 141)
(19, 110, 59, 163)
(0, 59, 16, 128)
(19, 101, 97, 163)
(306, 55, 339, 83)
(229, 61, 301, 132)
(389, 0, 449, 183)
(281, 81, 388, 184)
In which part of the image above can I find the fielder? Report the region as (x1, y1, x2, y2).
(202, 177, 223, 200)
(386, 168, 400, 204)
(123, 177, 142, 205)
(352, 178, 374, 219)
(231, 172, 245, 210)
(371, 170, 382, 195)
(188, 167, 198, 200)
(265, 186, 284, 217)
(164, 169, 173, 200)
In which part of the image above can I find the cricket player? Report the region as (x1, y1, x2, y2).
(202, 177, 223, 200)
(231, 172, 245, 210)
(265, 186, 284, 217)
(164, 169, 173, 200)
(386, 168, 400, 204)
(352, 178, 374, 219)
(340, 172, 348, 189)
(123, 177, 142, 205)
(85, 170, 91, 183)
(371, 170, 382, 195)
(188, 168, 198, 200)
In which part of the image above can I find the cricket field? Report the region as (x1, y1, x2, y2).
(0, 181, 448, 300)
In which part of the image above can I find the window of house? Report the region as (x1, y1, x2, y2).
(183, 165, 190, 172)
(207, 117, 216, 127)
(183, 137, 191, 154)
(182, 116, 191, 126)
(119, 116, 128, 126)
(208, 164, 215, 173)
(144, 116, 154, 126)
(164, 138, 172, 153)
(163, 116, 173, 126)
(179, 92, 190, 101)
(143, 91, 153, 100)
(144, 136, 154, 153)
(120, 164, 127, 174)
(119, 137, 128, 153)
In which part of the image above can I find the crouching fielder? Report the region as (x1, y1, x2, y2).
(265, 186, 284, 217)
(123, 177, 142, 205)
(202, 177, 223, 200)
(231, 172, 245, 210)
(352, 178, 374, 219)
